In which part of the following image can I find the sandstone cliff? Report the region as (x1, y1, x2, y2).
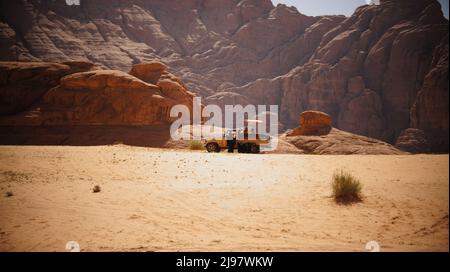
(224, 0, 448, 152)
(0, 0, 339, 97)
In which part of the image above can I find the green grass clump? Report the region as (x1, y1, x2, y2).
(331, 170, 362, 203)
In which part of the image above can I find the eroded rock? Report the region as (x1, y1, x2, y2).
(288, 111, 332, 136)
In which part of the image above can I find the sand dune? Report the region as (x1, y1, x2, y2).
(0, 145, 448, 252)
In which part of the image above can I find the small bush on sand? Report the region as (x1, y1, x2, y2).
(189, 140, 205, 150)
(92, 185, 101, 193)
(5, 191, 13, 197)
(331, 170, 362, 203)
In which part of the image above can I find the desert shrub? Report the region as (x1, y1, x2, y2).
(92, 185, 101, 193)
(331, 170, 362, 203)
(5, 191, 13, 197)
(189, 140, 205, 150)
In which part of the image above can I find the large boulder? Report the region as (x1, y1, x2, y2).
(395, 128, 431, 153)
(288, 111, 332, 136)
(0, 0, 342, 96)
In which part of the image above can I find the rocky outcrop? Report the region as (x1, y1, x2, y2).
(288, 111, 332, 136)
(410, 34, 449, 152)
(283, 110, 402, 154)
(40, 70, 175, 125)
(129, 62, 167, 85)
(0, 61, 194, 126)
(129, 61, 194, 107)
(282, 128, 404, 155)
(0, 0, 343, 96)
(395, 128, 430, 153)
(0, 61, 93, 115)
(231, 0, 449, 151)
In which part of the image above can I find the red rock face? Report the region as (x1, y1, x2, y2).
(237, 0, 448, 151)
(288, 111, 332, 136)
(0, 61, 194, 126)
(41, 70, 174, 125)
(410, 34, 449, 152)
(130, 61, 194, 107)
(0, 0, 340, 96)
(0, 0, 448, 151)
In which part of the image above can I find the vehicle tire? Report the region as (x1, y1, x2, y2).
(237, 144, 243, 153)
(239, 143, 248, 153)
(250, 144, 260, 154)
(206, 142, 220, 153)
(245, 143, 252, 153)
(237, 143, 246, 153)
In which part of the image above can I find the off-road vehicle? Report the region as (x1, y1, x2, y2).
(203, 128, 270, 154)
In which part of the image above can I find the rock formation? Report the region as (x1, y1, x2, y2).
(288, 110, 332, 136)
(0, 0, 340, 96)
(0, 0, 448, 151)
(130, 61, 195, 107)
(410, 33, 449, 152)
(231, 0, 449, 152)
(282, 128, 405, 155)
(284, 110, 403, 154)
(41, 70, 173, 125)
(395, 128, 431, 153)
(0, 61, 194, 126)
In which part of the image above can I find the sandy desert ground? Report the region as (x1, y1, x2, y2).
(0, 145, 448, 252)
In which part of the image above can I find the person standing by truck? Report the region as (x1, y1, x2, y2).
(226, 129, 234, 153)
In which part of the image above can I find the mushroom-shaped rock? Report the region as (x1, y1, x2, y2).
(288, 110, 332, 136)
